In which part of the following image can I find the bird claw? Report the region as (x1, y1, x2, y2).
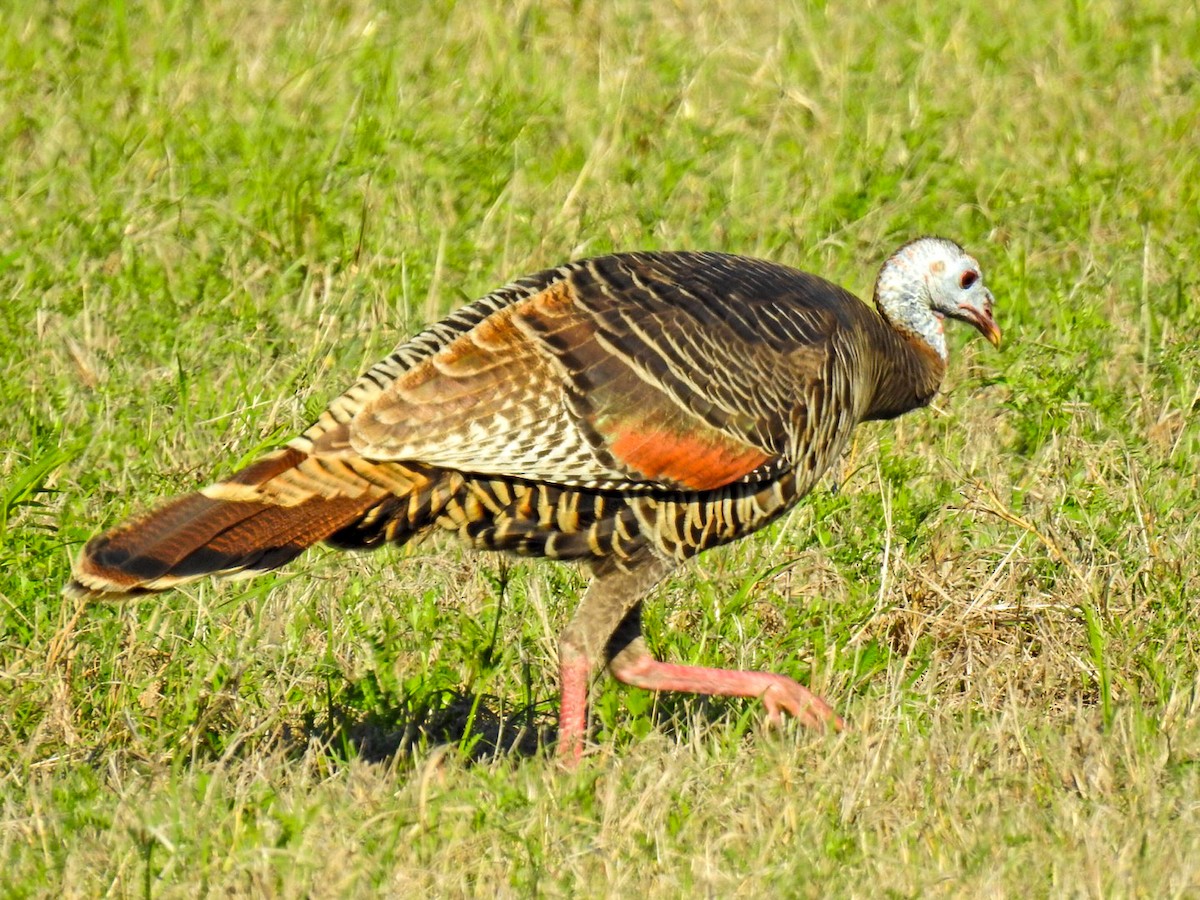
(762, 678, 846, 732)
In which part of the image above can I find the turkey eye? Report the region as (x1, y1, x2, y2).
(959, 270, 979, 289)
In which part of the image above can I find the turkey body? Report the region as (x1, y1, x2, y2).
(69, 244, 999, 763)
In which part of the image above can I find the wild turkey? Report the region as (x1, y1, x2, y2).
(68, 237, 1000, 764)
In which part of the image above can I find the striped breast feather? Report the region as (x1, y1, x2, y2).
(343, 252, 859, 492)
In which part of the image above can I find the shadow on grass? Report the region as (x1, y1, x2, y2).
(295, 687, 554, 766)
(106, 674, 778, 773)
(286, 686, 760, 769)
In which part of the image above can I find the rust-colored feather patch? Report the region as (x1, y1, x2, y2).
(606, 424, 771, 491)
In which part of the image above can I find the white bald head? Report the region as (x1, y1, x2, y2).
(873, 237, 1000, 361)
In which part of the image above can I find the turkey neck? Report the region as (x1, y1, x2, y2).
(860, 318, 949, 422)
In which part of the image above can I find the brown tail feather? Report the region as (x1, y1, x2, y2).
(67, 448, 390, 597)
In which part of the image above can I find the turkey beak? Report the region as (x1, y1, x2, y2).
(959, 289, 1001, 348)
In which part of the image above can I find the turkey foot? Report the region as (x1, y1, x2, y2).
(555, 647, 843, 766)
(610, 653, 845, 732)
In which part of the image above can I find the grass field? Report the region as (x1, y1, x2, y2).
(3, 0, 1200, 895)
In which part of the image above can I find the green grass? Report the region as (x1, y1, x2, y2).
(3, 0, 1200, 894)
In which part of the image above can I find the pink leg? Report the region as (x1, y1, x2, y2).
(609, 649, 845, 732)
(557, 649, 591, 767)
(555, 557, 675, 767)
